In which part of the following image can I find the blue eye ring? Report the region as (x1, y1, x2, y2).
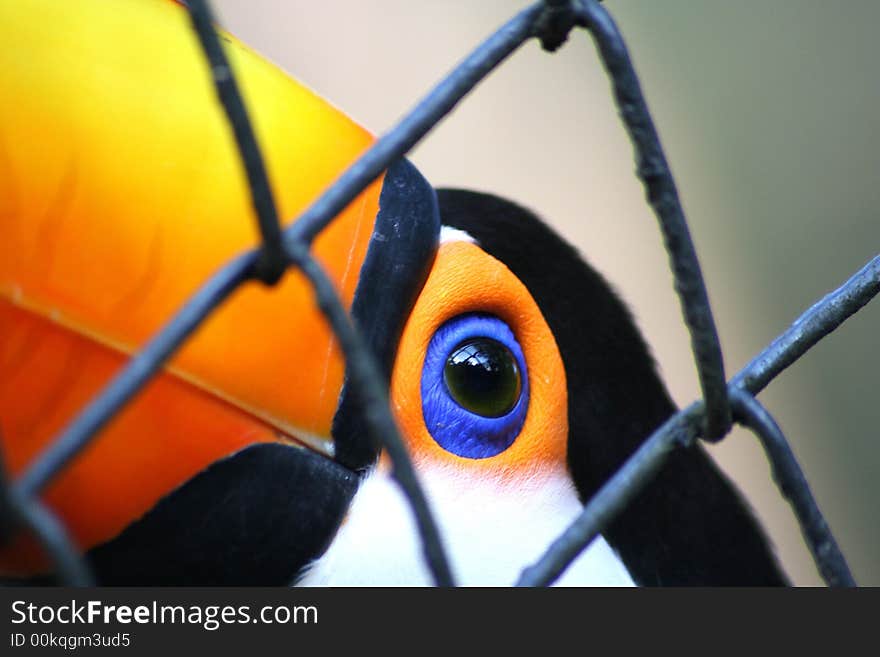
(421, 313, 529, 459)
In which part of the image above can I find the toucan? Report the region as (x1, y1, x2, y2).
(0, 0, 787, 586)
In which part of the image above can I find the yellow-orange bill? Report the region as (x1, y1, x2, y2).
(0, 0, 382, 570)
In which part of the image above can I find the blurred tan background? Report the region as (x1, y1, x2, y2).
(213, 0, 879, 585)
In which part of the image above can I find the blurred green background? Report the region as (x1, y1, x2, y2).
(214, 0, 879, 585)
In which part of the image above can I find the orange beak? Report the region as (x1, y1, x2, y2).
(0, 0, 385, 572)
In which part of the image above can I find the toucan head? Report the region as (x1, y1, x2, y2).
(0, 0, 786, 586)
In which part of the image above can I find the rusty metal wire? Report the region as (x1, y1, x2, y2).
(1, 0, 872, 587)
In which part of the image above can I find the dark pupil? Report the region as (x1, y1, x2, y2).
(443, 338, 522, 418)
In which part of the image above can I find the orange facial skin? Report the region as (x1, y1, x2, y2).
(0, 0, 382, 572)
(390, 240, 569, 484)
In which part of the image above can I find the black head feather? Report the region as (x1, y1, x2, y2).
(436, 188, 788, 585)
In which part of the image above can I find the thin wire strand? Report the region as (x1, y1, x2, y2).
(12, 0, 549, 586)
(16, 253, 255, 498)
(6, 497, 94, 587)
(282, 2, 545, 248)
(186, 0, 286, 282)
(286, 242, 454, 586)
(575, 0, 731, 439)
(187, 0, 454, 582)
(0, 442, 93, 586)
(12, 0, 552, 585)
(516, 255, 877, 585)
(729, 390, 856, 587)
(516, 407, 702, 586)
(2, 0, 871, 589)
(733, 255, 880, 395)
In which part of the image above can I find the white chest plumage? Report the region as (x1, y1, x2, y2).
(297, 464, 635, 586)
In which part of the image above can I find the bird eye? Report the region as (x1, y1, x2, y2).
(443, 338, 522, 418)
(421, 314, 529, 459)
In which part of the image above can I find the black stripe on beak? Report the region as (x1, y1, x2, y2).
(332, 158, 441, 473)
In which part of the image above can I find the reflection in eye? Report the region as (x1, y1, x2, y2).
(421, 314, 529, 459)
(443, 338, 522, 418)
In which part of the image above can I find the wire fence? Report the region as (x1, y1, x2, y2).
(0, 0, 873, 587)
